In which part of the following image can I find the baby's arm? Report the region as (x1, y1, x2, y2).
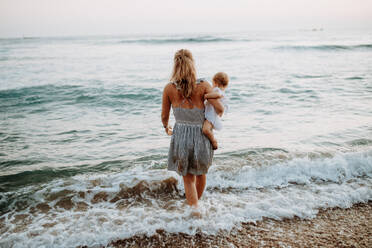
(205, 92, 222, 99)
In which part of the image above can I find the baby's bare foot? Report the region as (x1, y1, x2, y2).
(211, 140, 218, 150)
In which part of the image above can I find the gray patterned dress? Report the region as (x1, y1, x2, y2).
(167, 81, 214, 176)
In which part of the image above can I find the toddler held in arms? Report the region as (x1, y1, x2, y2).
(202, 72, 229, 150)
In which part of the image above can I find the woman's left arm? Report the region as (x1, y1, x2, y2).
(203, 83, 224, 116)
(161, 84, 173, 135)
(205, 91, 222, 99)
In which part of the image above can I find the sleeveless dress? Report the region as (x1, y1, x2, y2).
(167, 81, 214, 176)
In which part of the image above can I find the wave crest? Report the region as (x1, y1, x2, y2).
(275, 44, 372, 51)
(119, 36, 237, 44)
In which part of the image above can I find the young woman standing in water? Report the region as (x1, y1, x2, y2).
(161, 49, 224, 209)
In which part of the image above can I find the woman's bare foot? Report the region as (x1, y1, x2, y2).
(211, 140, 218, 150)
(190, 210, 202, 219)
(189, 205, 202, 219)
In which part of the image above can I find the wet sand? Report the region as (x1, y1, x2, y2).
(108, 201, 371, 248)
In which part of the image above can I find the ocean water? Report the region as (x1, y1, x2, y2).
(0, 29, 372, 247)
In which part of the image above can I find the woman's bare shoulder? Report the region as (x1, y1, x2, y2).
(163, 82, 175, 92)
(196, 80, 212, 93)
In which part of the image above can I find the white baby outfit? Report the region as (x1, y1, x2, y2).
(205, 87, 228, 131)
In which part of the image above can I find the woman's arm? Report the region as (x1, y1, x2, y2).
(205, 91, 222, 99)
(161, 84, 173, 135)
(204, 83, 224, 116)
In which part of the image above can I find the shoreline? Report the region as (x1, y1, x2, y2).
(108, 201, 371, 248)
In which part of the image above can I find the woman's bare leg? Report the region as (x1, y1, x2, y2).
(196, 174, 206, 199)
(202, 120, 218, 150)
(183, 174, 198, 207)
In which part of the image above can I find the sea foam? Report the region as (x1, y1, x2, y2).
(0, 150, 371, 248)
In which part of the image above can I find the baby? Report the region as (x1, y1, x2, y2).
(202, 72, 229, 150)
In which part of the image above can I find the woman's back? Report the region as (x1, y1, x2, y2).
(165, 80, 209, 109)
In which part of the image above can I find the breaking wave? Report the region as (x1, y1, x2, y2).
(0, 150, 371, 248)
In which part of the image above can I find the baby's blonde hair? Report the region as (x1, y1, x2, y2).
(213, 72, 229, 88)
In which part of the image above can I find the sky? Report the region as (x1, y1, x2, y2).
(0, 0, 371, 37)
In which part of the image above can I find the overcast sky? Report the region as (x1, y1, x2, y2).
(1, 0, 371, 37)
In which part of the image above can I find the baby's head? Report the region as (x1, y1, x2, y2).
(212, 72, 229, 90)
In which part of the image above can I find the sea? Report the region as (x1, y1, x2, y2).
(0, 29, 371, 247)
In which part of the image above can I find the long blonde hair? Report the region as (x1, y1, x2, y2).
(170, 49, 197, 99)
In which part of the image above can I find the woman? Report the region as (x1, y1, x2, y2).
(161, 49, 224, 208)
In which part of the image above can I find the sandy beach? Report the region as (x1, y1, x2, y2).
(108, 201, 371, 248)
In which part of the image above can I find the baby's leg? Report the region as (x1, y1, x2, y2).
(202, 120, 218, 150)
